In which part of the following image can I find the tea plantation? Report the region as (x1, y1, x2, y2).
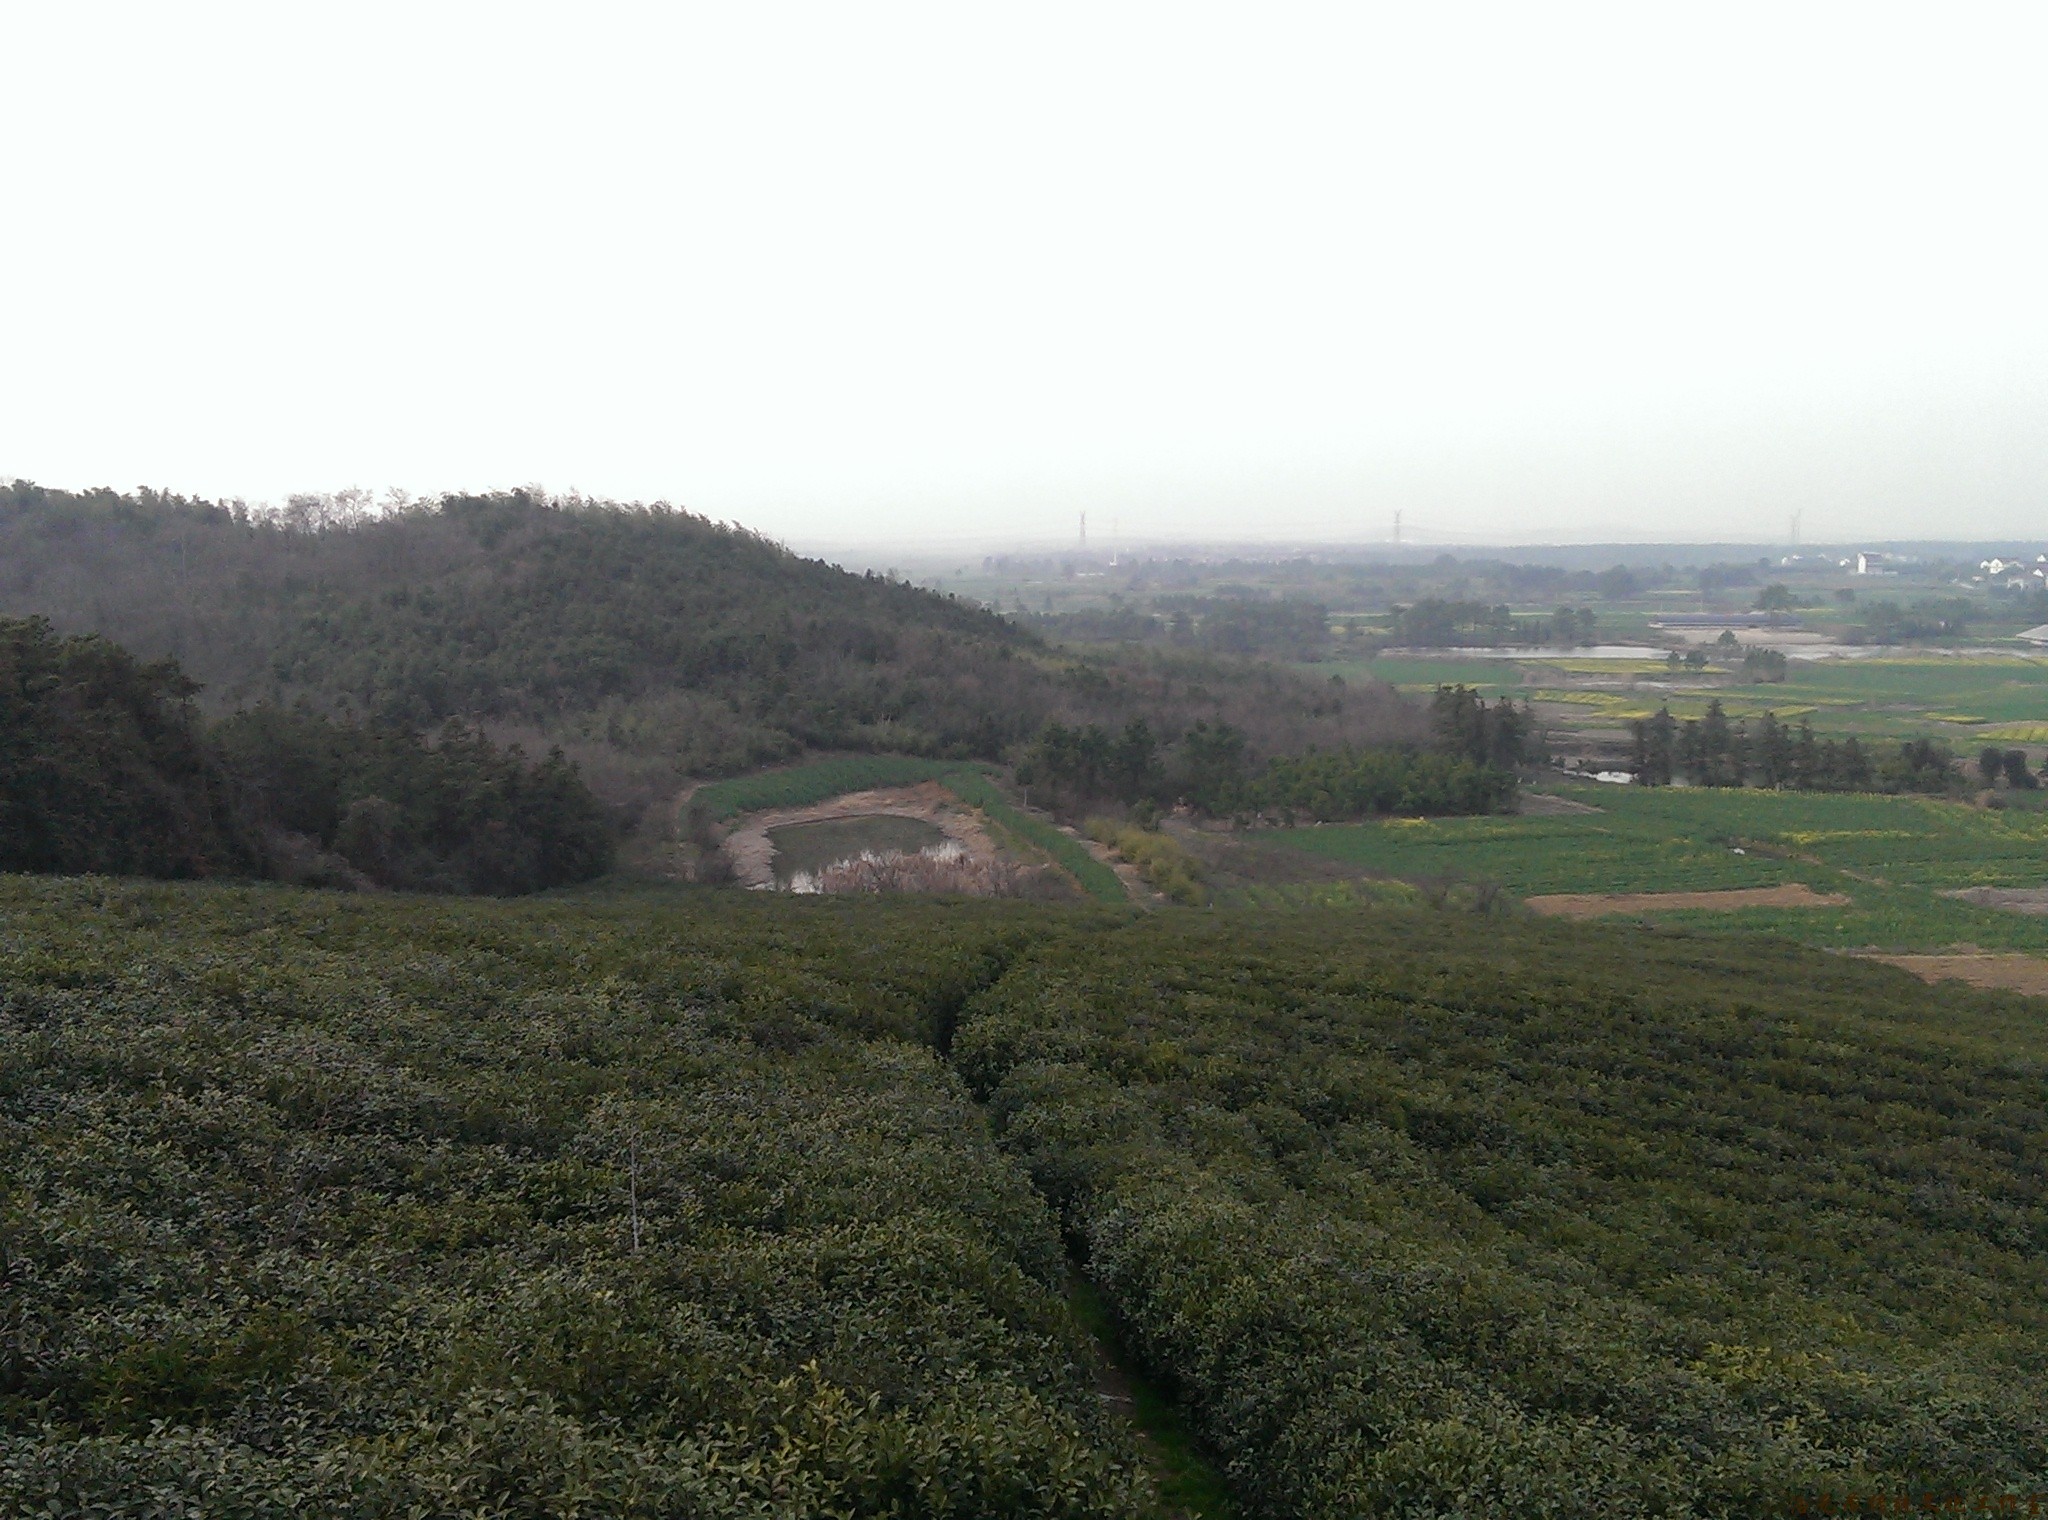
(0, 880, 1143, 1517)
(958, 911, 2048, 1515)
(4, 876, 2045, 1515)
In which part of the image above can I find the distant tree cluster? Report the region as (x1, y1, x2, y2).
(1388, 599, 1597, 648)
(1978, 745, 2041, 789)
(1023, 596, 1337, 661)
(1752, 583, 1798, 612)
(1628, 700, 1958, 793)
(1162, 597, 1332, 659)
(1429, 684, 1536, 768)
(1853, 598, 1973, 644)
(0, 616, 611, 892)
(1018, 684, 1524, 820)
(1742, 647, 1788, 682)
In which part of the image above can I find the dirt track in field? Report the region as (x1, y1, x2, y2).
(1938, 886, 2048, 915)
(1517, 792, 1606, 816)
(1857, 952, 2048, 996)
(1524, 884, 1852, 918)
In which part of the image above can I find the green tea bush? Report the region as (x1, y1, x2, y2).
(0, 879, 1145, 1517)
(9, 874, 2045, 1517)
(954, 911, 2048, 1517)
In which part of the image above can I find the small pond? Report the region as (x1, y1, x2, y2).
(768, 815, 948, 885)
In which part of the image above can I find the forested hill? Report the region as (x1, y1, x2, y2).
(0, 483, 1417, 789)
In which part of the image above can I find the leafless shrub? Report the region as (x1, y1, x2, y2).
(789, 841, 1037, 897)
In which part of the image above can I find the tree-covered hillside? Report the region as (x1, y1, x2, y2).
(0, 483, 1418, 797)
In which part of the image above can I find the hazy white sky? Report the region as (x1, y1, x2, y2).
(6, 2, 2046, 547)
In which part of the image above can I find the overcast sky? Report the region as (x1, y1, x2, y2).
(6, 3, 2046, 548)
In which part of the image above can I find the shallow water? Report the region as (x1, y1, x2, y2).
(768, 815, 948, 884)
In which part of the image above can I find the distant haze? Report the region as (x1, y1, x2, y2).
(6, 3, 2046, 547)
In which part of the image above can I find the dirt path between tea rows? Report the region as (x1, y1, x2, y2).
(1524, 884, 1852, 919)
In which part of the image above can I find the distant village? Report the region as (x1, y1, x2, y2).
(1779, 548, 2048, 584)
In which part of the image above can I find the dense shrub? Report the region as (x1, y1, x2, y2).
(1022, 698, 1515, 822)
(954, 911, 2048, 1517)
(0, 615, 253, 877)
(1084, 820, 1206, 905)
(217, 705, 614, 893)
(0, 880, 1147, 1517)
(8, 876, 2045, 1516)
(0, 615, 611, 894)
(1250, 747, 1515, 821)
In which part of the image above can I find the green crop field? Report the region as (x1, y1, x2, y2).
(1319, 651, 2048, 746)
(1777, 659, 2048, 741)
(1322, 655, 1521, 695)
(1255, 782, 2048, 951)
(691, 754, 983, 817)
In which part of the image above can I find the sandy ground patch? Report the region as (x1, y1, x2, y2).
(1524, 883, 1852, 918)
(1938, 886, 2048, 915)
(721, 783, 999, 890)
(1858, 952, 2048, 996)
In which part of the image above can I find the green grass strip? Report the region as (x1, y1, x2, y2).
(940, 770, 1129, 903)
(1066, 1274, 1236, 1519)
(692, 755, 976, 819)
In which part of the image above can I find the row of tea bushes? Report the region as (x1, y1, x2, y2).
(954, 911, 2048, 1517)
(0, 878, 1146, 1517)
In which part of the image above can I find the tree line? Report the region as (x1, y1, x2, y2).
(1387, 598, 1600, 648)
(1627, 699, 1964, 793)
(1017, 684, 1529, 820)
(0, 615, 610, 892)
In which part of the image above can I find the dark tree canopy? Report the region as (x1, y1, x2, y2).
(0, 616, 250, 877)
(0, 616, 611, 894)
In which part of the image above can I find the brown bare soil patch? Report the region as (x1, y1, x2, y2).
(1517, 792, 1605, 816)
(1524, 883, 1852, 918)
(1859, 952, 2048, 996)
(1938, 886, 2048, 915)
